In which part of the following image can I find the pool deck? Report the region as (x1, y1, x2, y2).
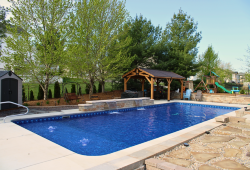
(0, 100, 248, 170)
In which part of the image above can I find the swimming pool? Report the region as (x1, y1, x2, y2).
(14, 103, 239, 156)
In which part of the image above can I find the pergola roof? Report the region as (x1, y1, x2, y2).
(122, 68, 185, 79)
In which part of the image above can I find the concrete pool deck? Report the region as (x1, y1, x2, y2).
(0, 100, 248, 170)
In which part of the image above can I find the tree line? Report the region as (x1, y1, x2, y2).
(0, 0, 235, 100)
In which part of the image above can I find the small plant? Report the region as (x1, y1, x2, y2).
(77, 99, 79, 102)
(46, 100, 49, 104)
(240, 89, 245, 94)
(23, 103, 29, 106)
(57, 99, 60, 104)
(36, 102, 40, 106)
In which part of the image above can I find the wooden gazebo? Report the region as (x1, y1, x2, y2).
(122, 68, 185, 100)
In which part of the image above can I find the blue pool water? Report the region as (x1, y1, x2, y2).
(15, 103, 239, 156)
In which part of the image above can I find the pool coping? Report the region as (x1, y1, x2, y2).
(0, 100, 247, 170)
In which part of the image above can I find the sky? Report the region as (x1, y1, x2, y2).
(1, 0, 250, 72)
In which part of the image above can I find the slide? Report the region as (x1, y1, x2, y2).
(215, 82, 232, 94)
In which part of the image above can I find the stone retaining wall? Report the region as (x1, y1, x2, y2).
(79, 97, 154, 112)
(191, 93, 250, 105)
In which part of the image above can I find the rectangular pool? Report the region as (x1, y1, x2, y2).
(14, 103, 239, 156)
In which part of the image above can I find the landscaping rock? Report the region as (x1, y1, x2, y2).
(200, 136, 234, 143)
(220, 126, 242, 133)
(213, 160, 250, 169)
(229, 141, 249, 148)
(191, 152, 220, 162)
(169, 148, 191, 159)
(162, 157, 192, 167)
(224, 148, 242, 157)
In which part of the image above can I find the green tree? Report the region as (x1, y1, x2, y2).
(30, 90, 34, 101)
(66, 0, 132, 98)
(98, 82, 102, 93)
(0, 6, 9, 55)
(48, 89, 52, 99)
(1, 0, 72, 100)
(54, 81, 61, 98)
(198, 45, 219, 77)
(153, 9, 202, 78)
(22, 85, 26, 102)
(71, 84, 76, 93)
(37, 84, 44, 100)
(216, 61, 233, 83)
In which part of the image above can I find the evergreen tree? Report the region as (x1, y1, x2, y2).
(98, 82, 102, 93)
(54, 81, 61, 98)
(153, 9, 202, 78)
(93, 84, 97, 94)
(37, 84, 44, 100)
(22, 85, 26, 102)
(48, 89, 52, 99)
(85, 84, 90, 94)
(71, 84, 76, 93)
(30, 90, 34, 101)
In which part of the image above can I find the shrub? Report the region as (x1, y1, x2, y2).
(217, 87, 224, 93)
(77, 99, 79, 102)
(36, 102, 40, 106)
(30, 90, 34, 101)
(240, 89, 245, 94)
(54, 81, 61, 98)
(22, 85, 26, 102)
(23, 103, 29, 106)
(46, 100, 49, 104)
(65, 87, 68, 93)
(48, 89, 52, 99)
(57, 99, 60, 104)
(98, 82, 102, 93)
(71, 84, 76, 93)
(37, 84, 44, 100)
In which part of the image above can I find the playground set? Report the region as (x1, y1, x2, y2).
(194, 71, 233, 94)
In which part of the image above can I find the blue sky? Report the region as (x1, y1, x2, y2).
(2, 0, 250, 72)
(125, 0, 250, 72)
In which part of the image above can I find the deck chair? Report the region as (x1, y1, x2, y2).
(183, 89, 192, 100)
(195, 90, 202, 101)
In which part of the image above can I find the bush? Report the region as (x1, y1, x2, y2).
(36, 102, 40, 106)
(30, 90, 34, 101)
(23, 103, 29, 106)
(65, 87, 68, 93)
(54, 81, 61, 98)
(98, 82, 102, 93)
(37, 84, 44, 100)
(57, 99, 60, 104)
(48, 89, 52, 99)
(22, 85, 26, 102)
(46, 100, 49, 104)
(217, 87, 224, 93)
(77, 99, 79, 102)
(71, 84, 76, 93)
(240, 89, 245, 94)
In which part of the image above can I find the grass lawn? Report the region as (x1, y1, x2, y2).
(23, 81, 113, 100)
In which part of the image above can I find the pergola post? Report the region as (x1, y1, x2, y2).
(142, 79, 145, 97)
(124, 77, 131, 92)
(166, 78, 173, 101)
(151, 77, 154, 99)
(179, 79, 184, 100)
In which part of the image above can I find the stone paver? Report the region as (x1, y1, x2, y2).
(163, 157, 192, 167)
(207, 143, 226, 149)
(220, 126, 242, 133)
(169, 148, 191, 160)
(198, 165, 215, 170)
(200, 136, 234, 143)
(224, 148, 242, 157)
(243, 131, 250, 136)
(189, 144, 215, 152)
(229, 141, 249, 148)
(237, 136, 250, 142)
(213, 160, 250, 170)
(191, 152, 220, 162)
(229, 123, 250, 129)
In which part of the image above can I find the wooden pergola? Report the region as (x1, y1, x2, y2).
(122, 68, 185, 100)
